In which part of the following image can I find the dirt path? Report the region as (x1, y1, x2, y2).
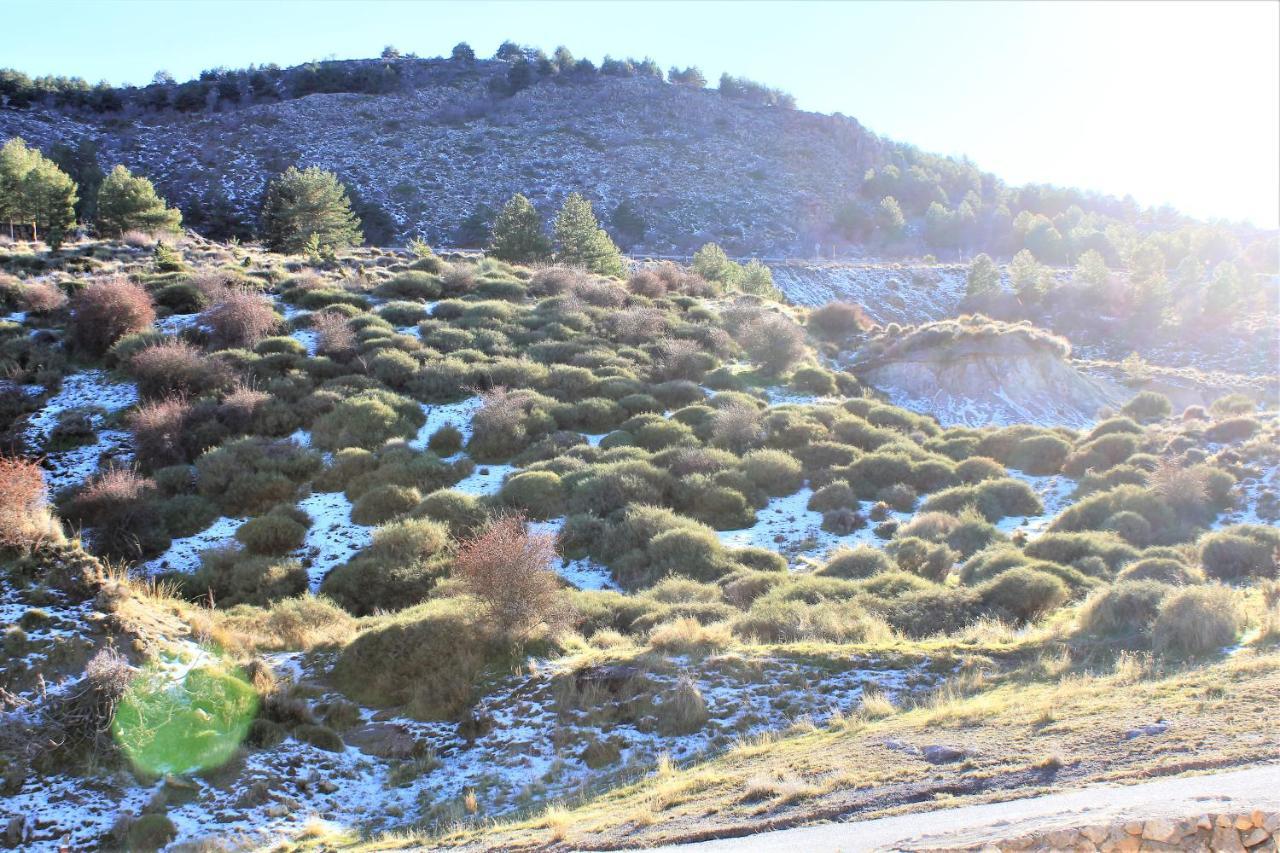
(655, 763, 1280, 852)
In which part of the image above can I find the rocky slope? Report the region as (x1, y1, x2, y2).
(0, 61, 880, 254)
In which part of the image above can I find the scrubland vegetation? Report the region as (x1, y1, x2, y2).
(0, 222, 1276, 850)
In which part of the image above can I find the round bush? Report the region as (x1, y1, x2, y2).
(1152, 585, 1243, 657)
(499, 471, 565, 520)
(312, 390, 424, 451)
(1199, 528, 1279, 580)
(1078, 580, 1172, 635)
(819, 546, 891, 579)
(370, 349, 419, 389)
(740, 449, 803, 497)
(808, 482, 857, 512)
(955, 456, 1006, 484)
(1116, 557, 1200, 585)
(414, 489, 488, 538)
(1121, 391, 1172, 423)
(980, 567, 1068, 623)
(235, 513, 308, 555)
(351, 484, 423, 525)
(428, 423, 464, 456)
(821, 508, 866, 535)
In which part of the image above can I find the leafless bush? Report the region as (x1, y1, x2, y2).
(129, 339, 231, 399)
(738, 312, 807, 374)
(44, 648, 134, 760)
(218, 385, 270, 433)
(454, 514, 572, 641)
(610, 307, 668, 345)
(529, 266, 588, 297)
(626, 270, 667, 298)
(19, 282, 68, 314)
(312, 309, 356, 358)
(69, 276, 157, 356)
(201, 290, 281, 349)
(131, 396, 194, 470)
(0, 456, 54, 549)
(711, 402, 766, 453)
(571, 277, 628, 308)
(651, 337, 708, 382)
(651, 261, 712, 296)
(441, 264, 477, 294)
(188, 268, 237, 303)
(808, 301, 872, 341)
(1148, 459, 1210, 518)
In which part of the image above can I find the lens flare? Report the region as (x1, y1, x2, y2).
(111, 650, 258, 776)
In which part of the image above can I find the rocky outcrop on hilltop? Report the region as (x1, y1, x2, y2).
(849, 316, 1127, 427)
(0, 62, 881, 254)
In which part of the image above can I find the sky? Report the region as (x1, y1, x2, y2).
(5, 0, 1278, 228)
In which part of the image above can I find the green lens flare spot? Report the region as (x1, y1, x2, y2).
(111, 649, 258, 776)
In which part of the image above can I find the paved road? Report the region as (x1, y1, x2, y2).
(652, 764, 1280, 852)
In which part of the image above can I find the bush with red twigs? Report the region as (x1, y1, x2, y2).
(453, 515, 572, 640)
(69, 276, 156, 356)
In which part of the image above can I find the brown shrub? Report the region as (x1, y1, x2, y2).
(627, 270, 667, 298)
(201, 290, 281, 349)
(711, 402, 765, 454)
(611, 307, 668, 345)
(69, 276, 157, 356)
(312, 309, 355, 358)
(188, 268, 237, 303)
(529, 266, 587, 297)
(651, 337, 709, 382)
(122, 230, 158, 248)
(65, 469, 166, 560)
(129, 339, 231, 399)
(453, 515, 572, 640)
(571, 278, 628, 308)
(0, 456, 54, 548)
(808, 301, 871, 341)
(20, 282, 68, 314)
(441, 264, 477, 294)
(131, 397, 194, 470)
(738, 312, 807, 375)
(218, 385, 270, 433)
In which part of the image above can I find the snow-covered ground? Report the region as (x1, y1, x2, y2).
(143, 515, 246, 575)
(716, 488, 909, 567)
(297, 491, 374, 590)
(996, 472, 1076, 539)
(22, 370, 139, 493)
(409, 396, 483, 450)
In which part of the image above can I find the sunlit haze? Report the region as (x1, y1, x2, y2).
(6, 0, 1278, 227)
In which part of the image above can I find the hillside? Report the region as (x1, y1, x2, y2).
(0, 59, 880, 254)
(1, 235, 1278, 850)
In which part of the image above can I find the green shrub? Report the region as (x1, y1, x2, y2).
(789, 365, 837, 395)
(888, 536, 955, 582)
(1007, 434, 1071, 475)
(351, 484, 422, 525)
(332, 597, 492, 720)
(1024, 531, 1138, 574)
(731, 547, 788, 573)
(740, 449, 803, 496)
(195, 438, 320, 516)
(184, 546, 308, 607)
(235, 513, 308, 556)
(980, 567, 1068, 623)
(1199, 526, 1280, 580)
(320, 518, 451, 615)
(1063, 432, 1139, 476)
(428, 423, 464, 456)
(312, 389, 424, 451)
(157, 493, 219, 538)
(1078, 580, 1172, 636)
(294, 723, 345, 752)
(955, 456, 1006, 484)
(1121, 391, 1171, 423)
(808, 482, 857, 512)
(499, 471, 565, 519)
(879, 587, 984, 637)
(414, 489, 489, 538)
(369, 349, 419, 389)
(733, 592, 884, 643)
(377, 271, 442, 300)
(819, 546, 892, 579)
(1152, 585, 1243, 657)
(1116, 557, 1200, 585)
(1204, 417, 1259, 444)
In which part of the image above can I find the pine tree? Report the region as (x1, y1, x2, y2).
(692, 242, 743, 287)
(1008, 249, 1049, 303)
(259, 166, 362, 254)
(740, 259, 783, 301)
(49, 138, 103, 222)
(554, 193, 625, 277)
(488, 193, 551, 263)
(877, 196, 906, 239)
(965, 253, 1000, 299)
(96, 164, 182, 237)
(0, 137, 78, 248)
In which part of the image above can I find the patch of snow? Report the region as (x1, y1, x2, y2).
(288, 428, 312, 448)
(290, 328, 319, 357)
(453, 462, 516, 497)
(23, 370, 137, 444)
(155, 312, 202, 335)
(996, 472, 1076, 539)
(716, 488, 906, 566)
(143, 516, 245, 575)
(297, 491, 374, 590)
(408, 396, 483, 450)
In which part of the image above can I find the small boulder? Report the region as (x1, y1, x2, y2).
(922, 744, 967, 764)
